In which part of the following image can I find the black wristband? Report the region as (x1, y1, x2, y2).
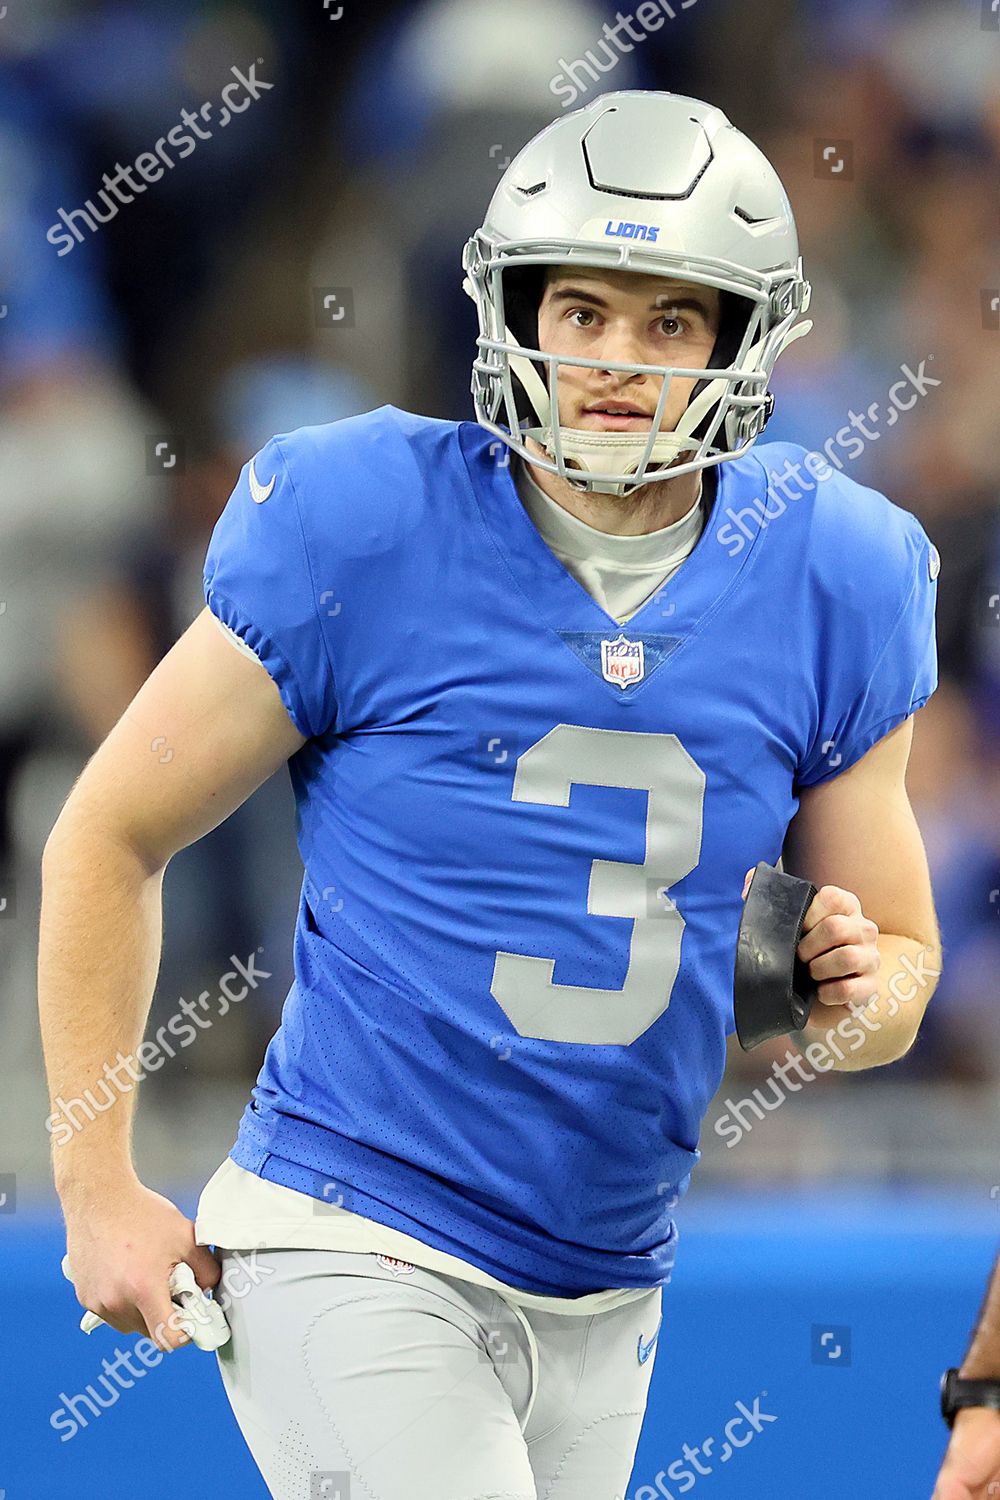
(940, 1367, 1000, 1429)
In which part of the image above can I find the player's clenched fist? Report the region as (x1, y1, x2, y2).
(740, 870, 881, 1010)
(62, 1178, 221, 1353)
(794, 884, 881, 1009)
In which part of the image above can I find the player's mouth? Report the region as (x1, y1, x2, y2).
(581, 402, 654, 431)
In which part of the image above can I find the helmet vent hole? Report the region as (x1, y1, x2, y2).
(733, 204, 776, 226)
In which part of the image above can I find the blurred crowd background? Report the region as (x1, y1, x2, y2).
(3, 0, 999, 1200)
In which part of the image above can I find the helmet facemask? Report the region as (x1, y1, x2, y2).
(464, 236, 812, 499)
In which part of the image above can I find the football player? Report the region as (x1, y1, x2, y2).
(41, 92, 942, 1500)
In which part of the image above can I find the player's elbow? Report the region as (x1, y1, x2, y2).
(43, 799, 166, 886)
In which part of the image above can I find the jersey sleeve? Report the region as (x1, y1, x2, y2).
(203, 434, 337, 739)
(794, 522, 939, 788)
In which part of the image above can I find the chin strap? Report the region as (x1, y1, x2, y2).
(506, 318, 813, 496)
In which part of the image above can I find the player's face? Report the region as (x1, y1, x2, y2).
(535, 268, 721, 438)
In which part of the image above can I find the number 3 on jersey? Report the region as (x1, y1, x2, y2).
(490, 724, 706, 1046)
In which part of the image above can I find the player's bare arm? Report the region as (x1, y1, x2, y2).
(781, 714, 941, 1069)
(38, 607, 304, 1349)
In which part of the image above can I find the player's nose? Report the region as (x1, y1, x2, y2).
(595, 319, 650, 373)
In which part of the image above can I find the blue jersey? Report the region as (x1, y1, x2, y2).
(203, 407, 938, 1296)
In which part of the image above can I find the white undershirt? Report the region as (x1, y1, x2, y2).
(199, 456, 706, 1308)
(512, 456, 705, 623)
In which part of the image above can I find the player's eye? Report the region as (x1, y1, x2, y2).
(569, 308, 597, 328)
(657, 314, 686, 337)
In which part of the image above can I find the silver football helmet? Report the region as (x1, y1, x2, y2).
(463, 91, 812, 497)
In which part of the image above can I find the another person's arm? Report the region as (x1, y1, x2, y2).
(933, 1253, 1000, 1499)
(39, 607, 304, 1350)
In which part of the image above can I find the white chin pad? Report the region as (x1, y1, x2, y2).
(526, 424, 698, 496)
(539, 424, 694, 470)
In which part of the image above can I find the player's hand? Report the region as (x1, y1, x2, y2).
(740, 872, 881, 1024)
(931, 1407, 1000, 1499)
(62, 1178, 221, 1352)
(794, 882, 880, 1012)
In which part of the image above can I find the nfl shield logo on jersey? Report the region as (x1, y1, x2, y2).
(601, 634, 645, 689)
